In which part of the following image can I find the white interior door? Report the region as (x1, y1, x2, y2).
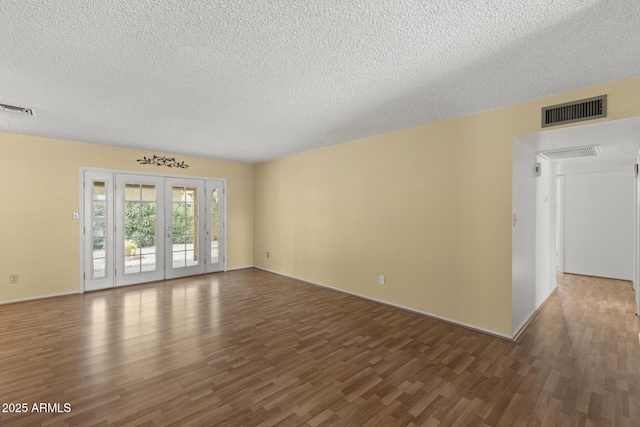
(83, 171, 114, 291)
(165, 178, 205, 279)
(115, 174, 165, 286)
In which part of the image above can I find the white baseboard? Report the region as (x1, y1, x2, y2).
(512, 308, 538, 339)
(226, 265, 254, 271)
(254, 266, 513, 340)
(0, 291, 79, 306)
(511, 286, 558, 339)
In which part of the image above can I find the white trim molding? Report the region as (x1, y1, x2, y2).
(0, 291, 79, 306)
(226, 265, 254, 271)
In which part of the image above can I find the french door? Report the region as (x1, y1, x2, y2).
(83, 170, 225, 291)
(116, 174, 165, 286)
(164, 178, 225, 278)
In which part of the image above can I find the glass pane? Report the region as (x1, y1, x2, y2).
(141, 245, 156, 255)
(124, 239, 138, 256)
(185, 218, 196, 235)
(93, 201, 105, 218)
(93, 258, 106, 278)
(141, 237, 155, 249)
(173, 202, 185, 216)
(141, 254, 156, 272)
(186, 249, 198, 266)
(141, 185, 156, 201)
(173, 251, 186, 268)
(210, 188, 219, 263)
(93, 187, 106, 260)
(93, 238, 105, 252)
(172, 187, 184, 202)
(172, 203, 185, 234)
(210, 241, 219, 263)
(172, 222, 184, 235)
(140, 202, 156, 217)
(125, 184, 141, 201)
(125, 198, 156, 250)
(125, 201, 138, 214)
(93, 181, 105, 199)
(93, 219, 105, 237)
(124, 256, 141, 274)
(124, 221, 137, 238)
(185, 203, 196, 219)
(170, 184, 201, 270)
(185, 187, 198, 203)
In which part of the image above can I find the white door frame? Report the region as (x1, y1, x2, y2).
(79, 167, 226, 293)
(635, 156, 640, 314)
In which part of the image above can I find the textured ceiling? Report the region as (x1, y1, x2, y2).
(1, 0, 639, 162)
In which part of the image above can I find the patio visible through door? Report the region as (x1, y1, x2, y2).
(82, 170, 225, 291)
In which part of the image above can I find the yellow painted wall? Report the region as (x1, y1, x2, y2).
(0, 133, 253, 303)
(254, 76, 640, 336)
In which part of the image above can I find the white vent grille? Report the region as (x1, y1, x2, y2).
(538, 146, 601, 160)
(0, 103, 36, 117)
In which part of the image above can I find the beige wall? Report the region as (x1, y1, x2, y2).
(254, 76, 640, 336)
(0, 133, 254, 303)
(2, 76, 639, 333)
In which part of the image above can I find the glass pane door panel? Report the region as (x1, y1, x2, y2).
(115, 174, 164, 286)
(92, 182, 106, 279)
(171, 186, 199, 269)
(210, 188, 219, 264)
(123, 184, 158, 275)
(206, 180, 224, 273)
(165, 179, 205, 279)
(84, 171, 114, 291)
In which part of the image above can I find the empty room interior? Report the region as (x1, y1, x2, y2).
(1, 1, 640, 426)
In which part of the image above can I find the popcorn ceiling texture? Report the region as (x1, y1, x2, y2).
(0, 0, 638, 162)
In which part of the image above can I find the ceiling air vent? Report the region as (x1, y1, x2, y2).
(0, 102, 36, 117)
(538, 145, 601, 160)
(542, 95, 606, 128)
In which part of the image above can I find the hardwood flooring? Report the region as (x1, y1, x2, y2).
(0, 269, 638, 426)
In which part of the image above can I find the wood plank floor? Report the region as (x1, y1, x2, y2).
(0, 269, 639, 426)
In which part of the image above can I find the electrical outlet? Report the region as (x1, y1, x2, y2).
(379, 275, 385, 285)
(264, 251, 270, 258)
(10, 274, 19, 284)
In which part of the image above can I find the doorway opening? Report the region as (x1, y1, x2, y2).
(81, 169, 226, 292)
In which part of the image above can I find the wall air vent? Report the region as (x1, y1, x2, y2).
(0, 102, 36, 117)
(542, 95, 606, 128)
(538, 145, 601, 160)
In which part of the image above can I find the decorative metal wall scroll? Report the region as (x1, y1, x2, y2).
(137, 155, 189, 169)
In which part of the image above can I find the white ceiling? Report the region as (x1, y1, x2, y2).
(1, 0, 639, 163)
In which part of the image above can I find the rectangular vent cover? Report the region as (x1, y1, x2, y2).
(538, 145, 601, 160)
(0, 103, 36, 117)
(542, 95, 606, 128)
